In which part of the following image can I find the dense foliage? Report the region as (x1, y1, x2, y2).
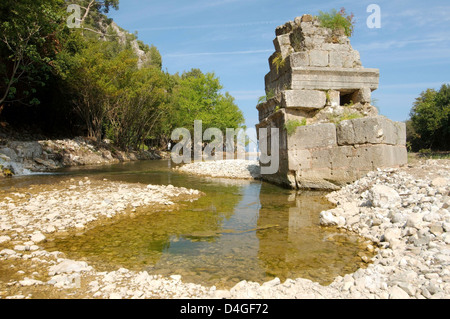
(0, 0, 67, 107)
(0, 0, 244, 151)
(407, 84, 450, 152)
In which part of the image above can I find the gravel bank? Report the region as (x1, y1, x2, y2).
(176, 159, 261, 180)
(1, 159, 449, 299)
(0, 178, 205, 299)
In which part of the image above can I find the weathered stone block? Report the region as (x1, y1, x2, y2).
(288, 149, 311, 170)
(329, 51, 345, 68)
(273, 34, 291, 52)
(320, 43, 350, 51)
(264, 69, 292, 95)
(394, 122, 407, 146)
(308, 146, 352, 170)
(295, 144, 407, 186)
(351, 87, 371, 104)
(282, 90, 326, 109)
(343, 50, 361, 68)
(309, 50, 328, 67)
(353, 144, 407, 168)
(327, 90, 340, 107)
(291, 67, 379, 91)
(288, 123, 337, 150)
(256, 97, 281, 122)
(273, 34, 293, 59)
(337, 116, 406, 146)
(288, 52, 309, 67)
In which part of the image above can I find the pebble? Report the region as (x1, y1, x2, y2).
(0, 235, 11, 244)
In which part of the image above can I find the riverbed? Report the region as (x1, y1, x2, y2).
(0, 159, 374, 298)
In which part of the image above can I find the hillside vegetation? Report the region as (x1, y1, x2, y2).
(0, 0, 244, 150)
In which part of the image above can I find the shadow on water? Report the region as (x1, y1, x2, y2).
(1, 160, 373, 289)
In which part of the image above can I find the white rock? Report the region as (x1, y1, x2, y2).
(45, 225, 56, 233)
(382, 228, 402, 245)
(262, 277, 281, 287)
(214, 290, 232, 299)
(14, 245, 27, 251)
(30, 232, 46, 243)
(431, 177, 447, 188)
(0, 249, 16, 256)
(170, 275, 181, 281)
(49, 259, 92, 275)
(389, 285, 410, 299)
(0, 235, 11, 244)
(406, 213, 424, 229)
(369, 185, 401, 209)
(320, 210, 345, 227)
(19, 278, 43, 286)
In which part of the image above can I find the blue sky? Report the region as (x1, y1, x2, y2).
(108, 0, 450, 130)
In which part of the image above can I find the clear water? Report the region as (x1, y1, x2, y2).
(1, 160, 373, 289)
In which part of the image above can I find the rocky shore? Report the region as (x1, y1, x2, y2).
(0, 178, 204, 299)
(0, 159, 449, 299)
(318, 159, 450, 299)
(0, 137, 164, 177)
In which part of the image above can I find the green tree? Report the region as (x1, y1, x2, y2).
(105, 64, 168, 150)
(408, 84, 450, 151)
(66, 40, 134, 141)
(0, 0, 67, 109)
(171, 69, 244, 135)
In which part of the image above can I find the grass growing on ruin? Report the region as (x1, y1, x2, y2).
(327, 110, 362, 124)
(272, 52, 286, 73)
(257, 89, 276, 104)
(317, 8, 355, 37)
(284, 119, 307, 136)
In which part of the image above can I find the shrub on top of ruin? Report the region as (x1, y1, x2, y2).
(317, 8, 355, 37)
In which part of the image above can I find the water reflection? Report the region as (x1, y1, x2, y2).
(34, 160, 372, 289)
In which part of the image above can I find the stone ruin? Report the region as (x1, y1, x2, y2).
(256, 14, 407, 190)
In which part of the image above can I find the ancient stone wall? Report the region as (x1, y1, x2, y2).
(256, 15, 407, 190)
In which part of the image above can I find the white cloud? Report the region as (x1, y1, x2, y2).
(166, 49, 273, 58)
(358, 35, 450, 51)
(137, 20, 284, 32)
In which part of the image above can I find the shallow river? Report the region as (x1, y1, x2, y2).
(1, 160, 372, 289)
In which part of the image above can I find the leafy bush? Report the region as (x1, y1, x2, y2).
(317, 8, 355, 37)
